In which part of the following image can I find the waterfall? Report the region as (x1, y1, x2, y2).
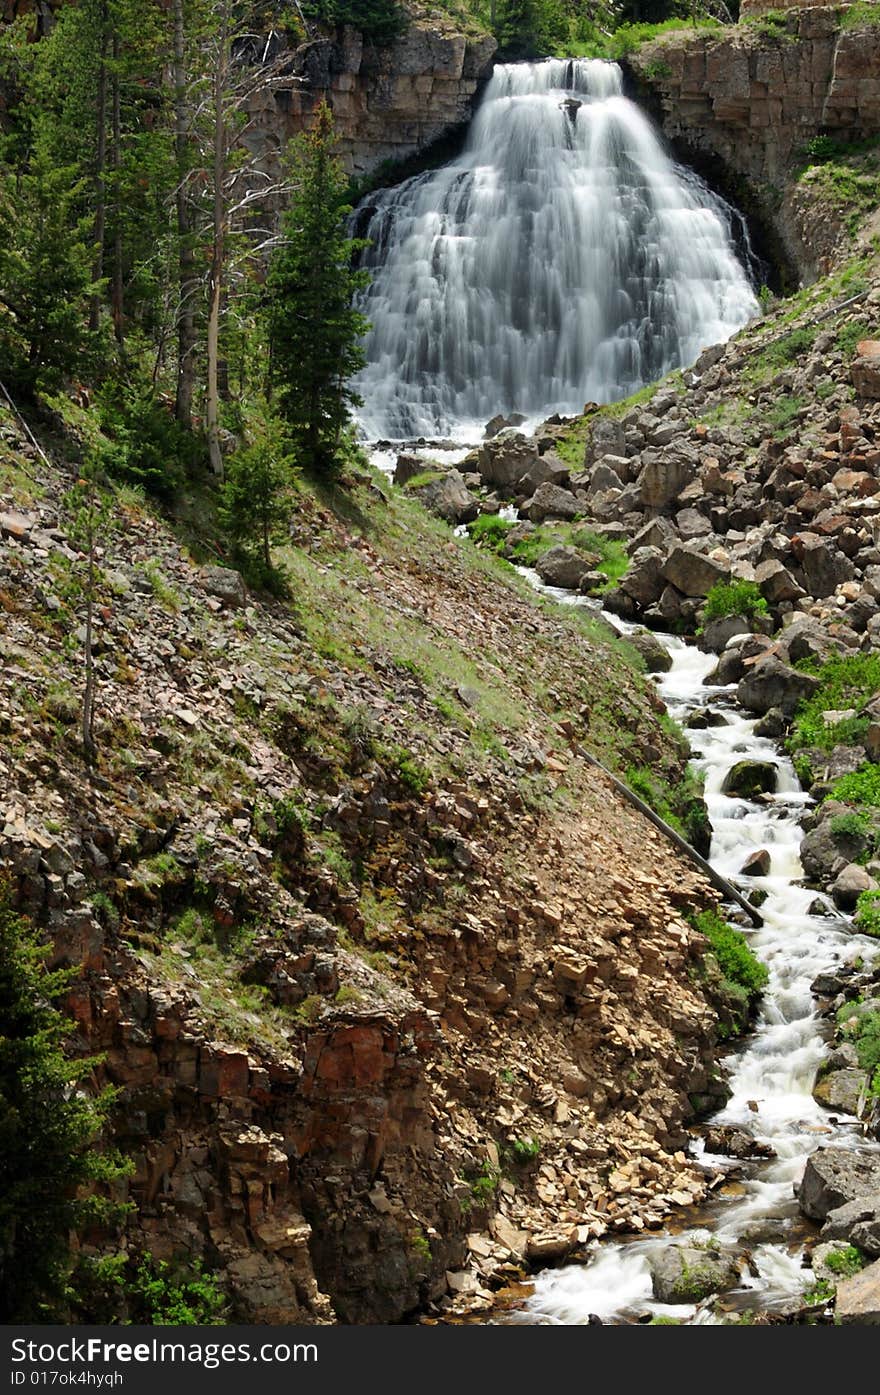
(352, 58, 759, 442)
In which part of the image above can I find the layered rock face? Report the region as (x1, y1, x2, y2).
(628, 9, 880, 279)
(283, 22, 497, 175)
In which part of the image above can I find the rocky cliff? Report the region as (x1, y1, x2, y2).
(628, 8, 880, 282)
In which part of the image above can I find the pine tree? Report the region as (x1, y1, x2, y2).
(0, 149, 102, 393)
(267, 102, 369, 473)
(219, 415, 292, 575)
(0, 888, 127, 1320)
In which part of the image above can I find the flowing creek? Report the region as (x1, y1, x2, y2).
(508, 580, 879, 1324)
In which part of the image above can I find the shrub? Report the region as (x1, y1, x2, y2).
(703, 580, 768, 624)
(0, 886, 129, 1319)
(832, 764, 880, 809)
(829, 812, 869, 841)
(789, 653, 880, 760)
(127, 1253, 227, 1325)
(837, 999, 880, 1094)
(467, 515, 514, 552)
(690, 908, 769, 1004)
(854, 889, 880, 938)
(825, 1245, 865, 1278)
(506, 1136, 541, 1164)
(96, 381, 200, 501)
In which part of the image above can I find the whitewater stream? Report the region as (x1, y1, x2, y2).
(512, 604, 878, 1324)
(353, 57, 758, 442)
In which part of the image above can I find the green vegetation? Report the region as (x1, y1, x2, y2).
(690, 907, 769, 1028)
(219, 417, 294, 578)
(854, 889, 880, 938)
(789, 653, 880, 777)
(804, 1277, 835, 1305)
(748, 326, 817, 383)
(0, 887, 129, 1320)
(703, 580, 768, 624)
(461, 1160, 500, 1209)
(836, 998, 880, 1096)
(824, 1245, 865, 1279)
(840, 2, 880, 31)
(627, 763, 709, 852)
(743, 8, 795, 44)
(829, 811, 870, 842)
(797, 133, 880, 239)
(124, 1253, 227, 1324)
(268, 102, 369, 475)
(506, 1135, 541, 1164)
(466, 516, 627, 592)
(299, 0, 408, 45)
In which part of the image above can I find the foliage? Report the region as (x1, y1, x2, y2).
(0, 886, 129, 1320)
(219, 415, 294, 573)
(690, 908, 768, 1005)
(789, 653, 880, 763)
(267, 102, 370, 474)
(506, 1135, 541, 1163)
(829, 811, 870, 842)
(299, 0, 408, 45)
(626, 763, 709, 851)
(703, 580, 768, 623)
(824, 1245, 865, 1278)
(494, 0, 567, 59)
(0, 149, 103, 393)
(832, 765, 880, 810)
(854, 889, 880, 939)
(836, 998, 880, 1096)
(94, 380, 201, 501)
(126, 1252, 227, 1324)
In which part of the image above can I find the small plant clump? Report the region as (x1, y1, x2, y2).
(703, 580, 768, 624)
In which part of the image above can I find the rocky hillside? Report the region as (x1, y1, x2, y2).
(0, 403, 747, 1322)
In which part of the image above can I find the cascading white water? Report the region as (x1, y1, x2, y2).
(505, 608, 880, 1325)
(352, 58, 759, 442)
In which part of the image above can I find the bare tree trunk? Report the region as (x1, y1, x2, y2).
(90, 4, 109, 332)
(111, 28, 124, 352)
(206, 4, 229, 479)
(173, 0, 196, 428)
(81, 479, 97, 768)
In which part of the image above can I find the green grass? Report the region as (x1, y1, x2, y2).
(568, 16, 721, 60)
(789, 654, 880, 770)
(841, 1, 880, 29)
(836, 998, 880, 1096)
(797, 135, 880, 238)
(403, 469, 445, 490)
(832, 765, 880, 809)
(747, 328, 817, 384)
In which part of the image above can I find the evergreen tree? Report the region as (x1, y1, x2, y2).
(0, 888, 127, 1321)
(219, 415, 292, 574)
(0, 149, 102, 392)
(267, 102, 369, 473)
(494, 0, 568, 58)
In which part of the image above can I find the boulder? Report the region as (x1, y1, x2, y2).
(484, 411, 526, 439)
(813, 1067, 869, 1115)
(852, 340, 880, 401)
(201, 565, 247, 609)
(628, 630, 672, 673)
(661, 546, 729, 598)
(587, 461, 624, 496)
(534, 545, 593, 590)
(518, 452, 570, 498)
(477, 433, 538, 489)
(822, 1194, 880, 1256)
(410, 469, 479, 525)
(835, 1258, 880, 1323)
(721, 760, 778, 798)
(702, 1125, 775, 1160)
(791, 532, 854, 599)
(627, 516, 676, 555)
(619, 546, 666, 608)
(800, 806, 868, 881)
(699, 614, 752, 653)
(740, 848, 771, 876)
(525, 482, 581, 523)
(830, 862, 877, 911)
(585, 415, 626, 465)
(638, 446, 697, 508)
(797, 1148, 880, 1222)
(754, 707, 786, 739)
(736, 656, 820, 716)
(393, 452, 428, 486)
(647, 1245, 741, 1303)
(685, 708, 729, 730)
(754, 558, 806, 605)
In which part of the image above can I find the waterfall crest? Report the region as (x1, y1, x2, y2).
(352, 57, 759, 441)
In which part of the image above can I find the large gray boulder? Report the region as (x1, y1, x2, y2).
(201, 565, 247, 609)
(813, 1067, 870, 1116)
(830, 861, 877, 911)
(647, 1245, 741, 1303)
(477, 433, 538, 489)
(525, 482, 581, 523)
(792, 532, 855, 598)
(584, 415, 626, 465)
(797, 1148, 880, 1221)
(628, 630, 672, 673)
(587, 461, 624, 496)
(410, 469, 479, 524)
(822, 1193, 880, 1256)
(737, 656, 820, 716)
(800, 804, 869, 881)
(662, 545, 729, 597)
(721, 759, 778, 798)
(836, 1258, 880, 1323)
(620, 546, 666, 608)
(518, 452, 570, 498)
(534, 545, 593, 590)
(638, 446, 698, 508)
(754, 558, 805, 605)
